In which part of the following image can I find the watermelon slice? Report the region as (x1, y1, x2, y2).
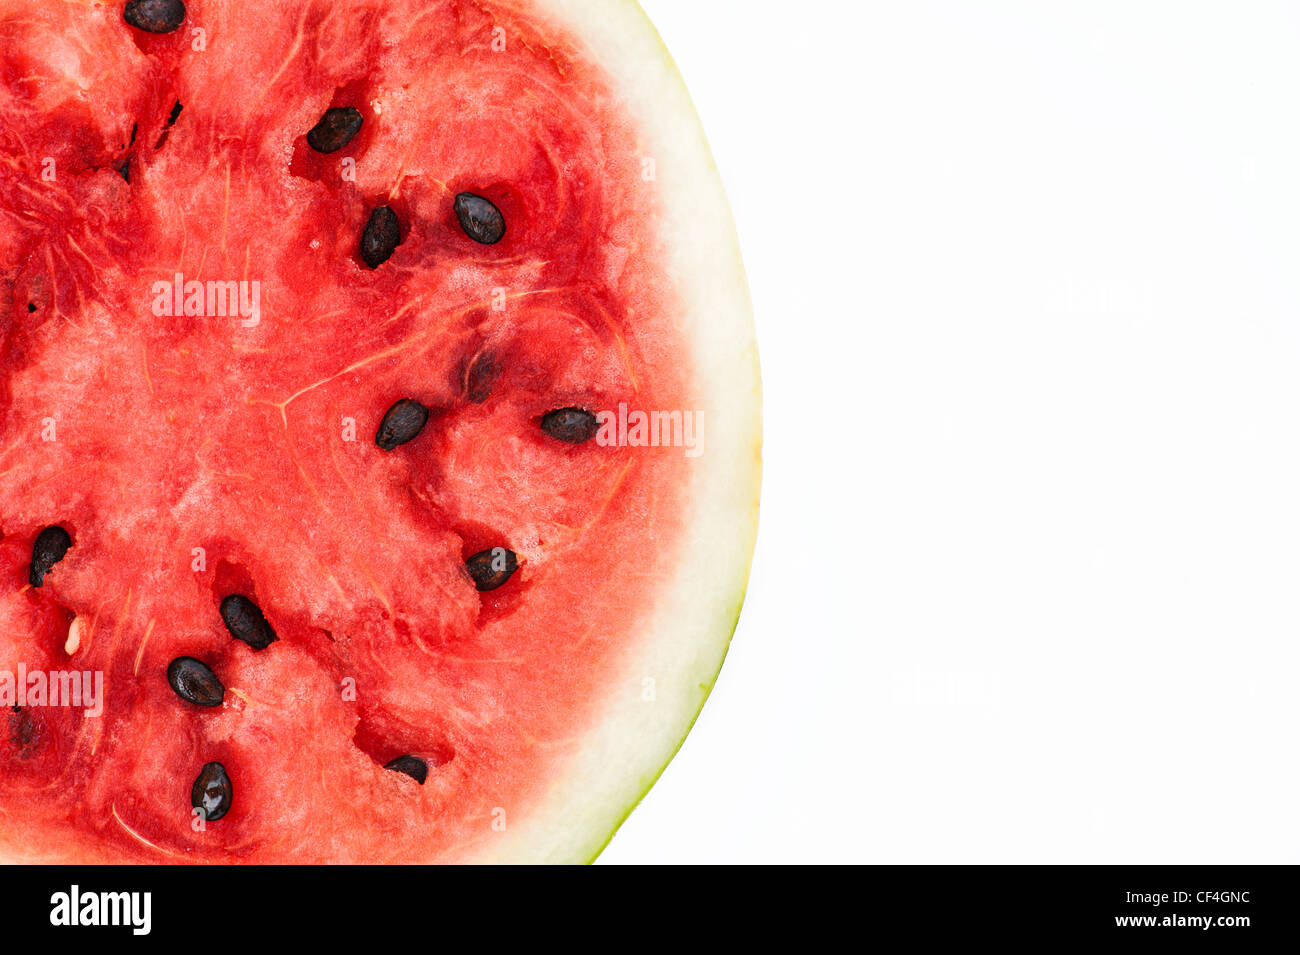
(0, 0, 758, 863)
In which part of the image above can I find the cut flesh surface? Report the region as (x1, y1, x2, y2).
(0, 0, 759, 863)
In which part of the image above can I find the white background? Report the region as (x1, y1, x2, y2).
(603, 0, 1300, 863)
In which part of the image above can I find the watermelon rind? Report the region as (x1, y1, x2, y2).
(471, 0, 761, 864)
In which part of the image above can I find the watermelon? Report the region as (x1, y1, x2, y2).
(0, 0, 758, 863)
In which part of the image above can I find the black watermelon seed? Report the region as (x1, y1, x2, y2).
(26, 303, 36, 313)
(360, 205, 401, 269)
(384, 755, 429, 785)
(453, 193, 506, 245)
(219, 594, 277, 650)
(28, 525, 72, 588)
(540, 407, 599, 444)
(166, 657, 225, 707)
(375, 398, 429, 450)
(117, 159, 130, 183)
(306, 106, 363, 153)
(123, 0, 186, 34)
(191, 761, 232, 821)
(465, 547, 518, 592)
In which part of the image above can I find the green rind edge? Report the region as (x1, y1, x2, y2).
(577, 0, 762, 864)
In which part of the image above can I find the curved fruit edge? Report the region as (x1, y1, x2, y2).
(579, 5, 762, 865)
(582, 591, 753, 864)
(472, 0, 762, 864)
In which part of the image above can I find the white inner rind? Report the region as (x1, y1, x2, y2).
(469, 0, 761, 864)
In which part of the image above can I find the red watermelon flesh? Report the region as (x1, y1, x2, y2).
(0, 0, 758, 863)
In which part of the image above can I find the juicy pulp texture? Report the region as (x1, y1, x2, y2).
(0, 0, 721, 863)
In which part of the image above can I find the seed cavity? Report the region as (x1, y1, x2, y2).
(219, 594, 277, 650)
(360, 205, 401, 269)
(453, 193, 506, 245)
(464, 351, 498, 404)
(167, 656, 225, 707)
(540, 407, 599, 444)
(306, 107, 363, 153)
(465, 547, 518, 592)
(375, 398, 429, 450)
(384, 755, 429, 785)
(28, 525, 72, 588)
(153, 100, 183, 149)
(8, 707, 38, 749)
(191, 761, 232, 821)
(123, 0, 186, 34)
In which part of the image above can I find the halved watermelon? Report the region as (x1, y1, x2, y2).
(0, 0, 758, 863)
